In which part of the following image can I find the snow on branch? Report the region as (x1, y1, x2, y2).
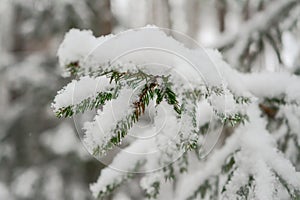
(90, 140, 150, 199)
(52, 76, 114, 113)
(178, 105, 300, 200)
(53, 26, 300, 200)
(215, 0, 300, 50)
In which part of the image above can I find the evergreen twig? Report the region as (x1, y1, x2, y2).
(92, 74, 182, 156)
(55, 91, 114, 118)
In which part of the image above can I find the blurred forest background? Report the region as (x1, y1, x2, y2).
(0, 0, 299, 199)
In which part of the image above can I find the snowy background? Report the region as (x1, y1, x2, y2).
(0, 0, 300, 199)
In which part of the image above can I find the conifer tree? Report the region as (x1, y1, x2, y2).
(53, 27, 300, 200)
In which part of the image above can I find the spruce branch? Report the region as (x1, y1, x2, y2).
(55, 90, 115, 118)
(259, 96, 300, 119)
(217, 112, 249, 126)
(92, 74, 182, 156)
(178, 152, 189, 173)
(264, 97, 299, 107)
(55, 68, 184, 156)
(274, 169, 300, 200)
(144, 181, 160, 199)
(183, 86, 224, 101)
(95, 160, 146, 200)
(206, 86, 224, 97)
(187, 179, 215, 200)
(66, 61, 81, 76)
(236, 176, 254, 198)
(90, 69, 156, 87)
(222, 155, 236, 174)
(234, 96, 251, 104)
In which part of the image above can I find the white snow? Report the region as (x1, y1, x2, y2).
(57, 26, 225, 87)
(90, 139, 152, 198)
(177, 103, 300, 199)
(54, 25, 300, 199)
(57, 29, 112, 73)
(83, 88, 136, 154)
(52, 75, 113, 111)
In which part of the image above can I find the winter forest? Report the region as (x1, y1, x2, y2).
(1, 0, 300, 200)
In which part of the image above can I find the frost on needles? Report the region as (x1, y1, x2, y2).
(52, 27, 300, 200)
